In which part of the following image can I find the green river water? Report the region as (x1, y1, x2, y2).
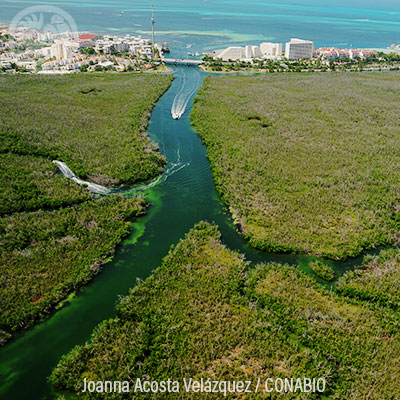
(0, 66, 368, 400)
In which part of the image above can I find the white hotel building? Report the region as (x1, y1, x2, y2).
(285, 38, 314, 59)
(215, 42, 282, 61)
(213, 39, 315, 62)
(260, 42, 283, 58)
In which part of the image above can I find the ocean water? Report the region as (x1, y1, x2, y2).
(1, 0, 400, 57)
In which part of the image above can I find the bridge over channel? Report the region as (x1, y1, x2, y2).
(162, 58, 203, 66)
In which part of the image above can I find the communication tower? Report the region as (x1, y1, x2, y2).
(151, 5, 156, 57)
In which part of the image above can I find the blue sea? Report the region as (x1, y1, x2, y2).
(1, 0, 400, 57)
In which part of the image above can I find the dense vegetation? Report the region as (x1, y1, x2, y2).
(0, 194, 147, 346)
(0, 74, 173, 345)
(0, 153, 90, 215)
(51, 222, 400, 399)
(192, 72, 400, 259)
(310, 260, 335, 281)
(0, 73, 172, 185)
(337, 248, 400, 309)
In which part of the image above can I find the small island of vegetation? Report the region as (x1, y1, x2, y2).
(310, 260, 335, 281)
(191, 72, 400, 259)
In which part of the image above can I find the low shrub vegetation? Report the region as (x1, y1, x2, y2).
(191, 72, 400, 259)
(309, 260, 335, 281)
(337, 248, 400, 309)
(51, 222, 400, 399)
(0, 153, 90, 215)
(0, 73, 172, 185)
(0, 195, 147, 345)
(0, 74, 173, 345)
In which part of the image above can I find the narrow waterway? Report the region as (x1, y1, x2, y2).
(0, 66, 366, 400)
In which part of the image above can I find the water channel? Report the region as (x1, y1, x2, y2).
(0, 66, 367, 400)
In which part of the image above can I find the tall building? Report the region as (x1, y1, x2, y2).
(217, 45, 264, 61)
(50, 42, 73, 59)
(218, 46, 245, 61)
(37, 31, 53, 42)
(260, 42, 283, 58)
(51, 42, 63, 59)
(285, 38, 314, 59)
(213, 41, 285, 61)
(245, 45, 262, 59)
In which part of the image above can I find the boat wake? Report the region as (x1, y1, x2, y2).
(53, 150, 189, 197)
(128, 160, 189, 194)
(121, 139, 190, 195)
(171, 69, 200, 120)
(53, 160, 110, 195)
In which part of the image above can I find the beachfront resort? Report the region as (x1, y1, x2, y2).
(209, 37, 382, 62)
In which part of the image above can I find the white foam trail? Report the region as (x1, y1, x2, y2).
(171, 70, 187, 119)
(181, 72, 200, 117)
(127, 161, 190, 194)
(53, 160, 110, 195)
(171, 69, 201, 120)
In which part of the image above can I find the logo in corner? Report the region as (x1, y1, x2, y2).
(10, 5, 78, 34)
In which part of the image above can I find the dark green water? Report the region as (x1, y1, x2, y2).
(0, 66, 366, 400)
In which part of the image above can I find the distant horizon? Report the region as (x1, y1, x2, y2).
(1, 1, 400, 58)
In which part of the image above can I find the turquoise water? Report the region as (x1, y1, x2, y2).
(1, 0, 400, 56)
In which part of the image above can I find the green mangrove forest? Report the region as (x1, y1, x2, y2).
(191, 72, 400, 259)
(51, 222, 400, 399)
(0, 74, 172, 185)
(0, 74, 172, 345)
(337, 248, 400, 310)
(2, 67, 400, 400)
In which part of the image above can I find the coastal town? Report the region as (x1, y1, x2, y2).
(0, 25, 170, 73)
(2, 23, 400, 74)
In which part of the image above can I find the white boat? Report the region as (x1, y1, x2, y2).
(171, 111, 183, 120)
